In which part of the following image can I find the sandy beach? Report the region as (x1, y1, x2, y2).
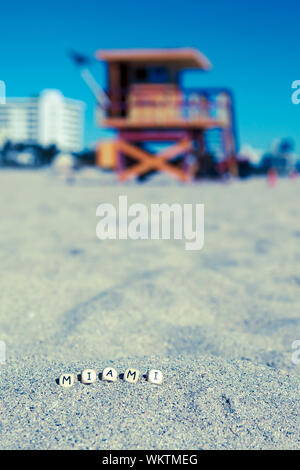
(0, 169, 299, 449)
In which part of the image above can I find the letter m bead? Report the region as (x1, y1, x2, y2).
(124, 368, 140, 383)
(59, 373, 75, 388)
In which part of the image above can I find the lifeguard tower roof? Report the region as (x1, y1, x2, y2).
(95, 48, 212, 70)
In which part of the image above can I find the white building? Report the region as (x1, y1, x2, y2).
(0, 89, 85, 152)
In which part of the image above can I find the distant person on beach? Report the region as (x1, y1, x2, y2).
(52, 153, 76, 184)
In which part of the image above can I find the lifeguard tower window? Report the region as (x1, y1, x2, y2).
(135, 66, 169, 84)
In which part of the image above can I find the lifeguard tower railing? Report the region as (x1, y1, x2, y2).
(99, 87, 238, 160)
(102, 87, 233, 125)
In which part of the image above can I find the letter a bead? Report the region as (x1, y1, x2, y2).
(81, 369, 97, 384)
(124, 368, 140, 383)
(102, 367, 118, 382)
(59, 373, 75, 388)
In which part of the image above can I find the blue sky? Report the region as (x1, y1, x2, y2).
(1, 0, 300, 152)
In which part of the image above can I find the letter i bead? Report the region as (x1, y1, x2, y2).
(81, 369, 97, 384)
(147, 369, 163, 384)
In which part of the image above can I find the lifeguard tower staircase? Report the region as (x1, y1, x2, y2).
(95, 48, 238, 181)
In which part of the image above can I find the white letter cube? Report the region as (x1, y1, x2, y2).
(102, 367, 118, 382)
(147, 369, 163, 384)
(124, 368, 140, 383)
(59, 373, 75, 388)
(81, 369, 97, 384)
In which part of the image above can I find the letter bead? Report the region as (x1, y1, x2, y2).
(124, 368, 140, 383)
(81, 369, 97, 384)
(147, 369, 163, 384)
(102, 367, 118, 382)
(59, 373, 75, 388)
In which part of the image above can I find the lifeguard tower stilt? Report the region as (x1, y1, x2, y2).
(95, 48, 238, 181)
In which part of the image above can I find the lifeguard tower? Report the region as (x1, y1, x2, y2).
(95, 48, 238, 181)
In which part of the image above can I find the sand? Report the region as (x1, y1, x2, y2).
(0, 169, 299, 449)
